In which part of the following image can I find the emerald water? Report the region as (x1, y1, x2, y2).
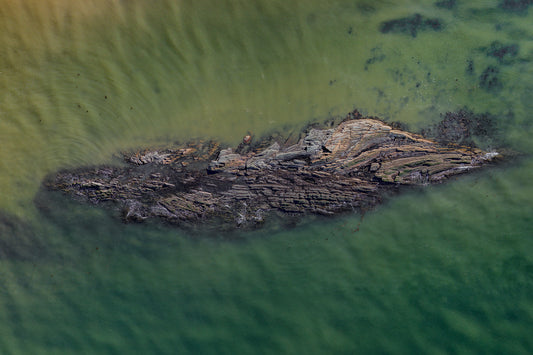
(1, 0, 532, 353)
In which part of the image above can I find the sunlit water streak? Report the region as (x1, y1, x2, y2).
(0, 0, 532, 353)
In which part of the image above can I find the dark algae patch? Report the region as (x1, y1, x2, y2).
(356, 2, 376, 14)
(364, 47, 386, 71)
(380, 14, 443, 37)
(466, 59, 475, 75)
(479, 66, 502, 92)
(469, 41, 520, 93)
(422, 108, 498, 147)
(435, 0, 457, 10)
(499, 0, 533, 13)
(486, 41, 519, 64)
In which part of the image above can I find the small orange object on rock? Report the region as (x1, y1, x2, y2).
(243, 135, 252, 144)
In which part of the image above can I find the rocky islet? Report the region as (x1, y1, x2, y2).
(46, 111, 501, 230)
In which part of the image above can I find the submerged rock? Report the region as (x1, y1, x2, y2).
(46, 112, 500, 229)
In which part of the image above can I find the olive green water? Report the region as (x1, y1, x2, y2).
(1, 0, 532, 353)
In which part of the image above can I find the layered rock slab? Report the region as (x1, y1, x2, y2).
(47, 117, 499, 229)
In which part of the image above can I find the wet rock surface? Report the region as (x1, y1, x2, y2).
(46, 112, 500, 229)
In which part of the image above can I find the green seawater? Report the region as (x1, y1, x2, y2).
(1, 0, 532, 353)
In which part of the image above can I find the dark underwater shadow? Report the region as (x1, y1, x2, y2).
(33, 184, 370, 245)
(31, 188, 206, 264)
(0, 210, 49, 262)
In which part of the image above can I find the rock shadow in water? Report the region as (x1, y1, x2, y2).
(0, 212, 48, 262)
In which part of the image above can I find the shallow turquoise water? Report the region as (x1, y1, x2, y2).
(1, 1, 532, 353)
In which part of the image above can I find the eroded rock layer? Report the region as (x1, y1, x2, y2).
(47, 115, 499, 228)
